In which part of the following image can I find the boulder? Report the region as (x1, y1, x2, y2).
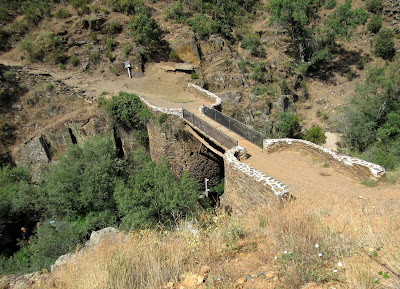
(85, 227, 119, 247)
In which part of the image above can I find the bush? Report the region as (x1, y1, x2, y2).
(20, 37, 44, 62)
(100, 91, 152, 131)
(274, 112, 302, 138)
(165, 1, 188, 23)
(186, 14, 220, 39)
(106, 0, 142, 14)
(324, 0, 336, 9)
(0, 29, 10, 52)
(241, 34, 265, 57)
(114, 151, 199, 228)
(251, 84, 267, 96)
(366, 0, 383, 14)
(340, 60, 400, 169)
(368, 14, 382, 33)
(28, 220, 82, 271)
(54, 8, 70, 19)
(304, 126, 327, 145)
(102, 21, 122, 35)
(169, 49, 181, 62)
(251, 62, 270, 84)
(70, 54, 79, 66)
(37, 136, 122, 219)
(374, 27, 395, 59)
(128, 9, 163, 51)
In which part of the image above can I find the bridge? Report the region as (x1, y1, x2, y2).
(138, 82, 392, 214)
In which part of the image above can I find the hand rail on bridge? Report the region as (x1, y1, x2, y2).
(203, 106, 266, 148)
(182, 108, 238, 150)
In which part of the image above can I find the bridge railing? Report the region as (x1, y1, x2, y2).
(203, 106, 265, 148)
(182, 108, 238, 149)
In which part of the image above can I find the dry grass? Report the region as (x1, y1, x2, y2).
(37, 198, 400, 289)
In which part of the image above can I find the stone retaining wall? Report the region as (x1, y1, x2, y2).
(222, 146, 289, 214)
(263, 139, 385, 180)
(187, 83, 221, 113)
(137, 95, 183, 118)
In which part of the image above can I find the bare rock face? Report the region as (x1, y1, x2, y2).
(170, 32, 201, 65)
(199, 35, 231, 60)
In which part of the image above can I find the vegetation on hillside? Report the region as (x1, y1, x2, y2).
(0, 134, 199, 274)
(339, 57, 400, 170)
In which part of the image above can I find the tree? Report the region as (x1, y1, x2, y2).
(340, 58, 400, 169)
(129, 8, 163, 52)
(37, 135, 122, 221)
(374, 27, 396, 60)
(101, 91, 152, 131)
(0, 166, 35, 257)
(114, 151, 199, 228)
(270, 0, 369, 72)
(366, 0, 383, 14)
(269, 0, 322, 63)
(368, 14, 382, 33)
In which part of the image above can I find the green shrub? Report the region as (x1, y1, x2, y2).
(0, 29, 10, 52)
(70, 54, 79, 66)
(37, 135, 122, 219)
(374, 27, 395, 59)
(28, 220, 82, 271)
(186, 14, 219, 39)
(21, 1, 52, 27)
(20, 37, 44, 62)
(274, 112, 302, 138)
(89, 50, 101, 63)
(128, 9, 163, 50)
(101, 91, 152, 130)
(71, 0, 90, 10)
(279, 79, 290, 94)
(340, 60, 400, 170)
(54, 8, 70, 19)
(251, 84, 267, 96)
(165, 1, 188, 23)
(102, 21, 122, 35)
(191, 72, 198, 79)
(0, 7, 9, 22)
(241, 34, 265, 57)
(106, 38, 118, 51)
(366, 0, 383, 13)
(169, 49, 181, 62)
(0, 166, 35, 260)
(324, 0, 336, 9)
(114, 151, 199, 228)
(368, 14, 382, 33)
(251, 62, 270, 84)
(304, 126, 326, 145)
(105, 0, 142, 14)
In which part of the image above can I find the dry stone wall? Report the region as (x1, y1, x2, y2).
(187, 83, 221, 113)
(222, 146, 289, 215)
(147, 118, 224, 190)
(263, 139, 385, 180)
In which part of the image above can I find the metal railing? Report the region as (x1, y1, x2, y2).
(182, 109, 238, 149)
(203, 106, 265, 148)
